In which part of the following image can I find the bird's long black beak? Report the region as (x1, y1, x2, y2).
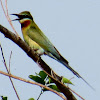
(11, 14, 22, 21)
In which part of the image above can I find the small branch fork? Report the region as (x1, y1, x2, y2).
(0, 44, 20, 100)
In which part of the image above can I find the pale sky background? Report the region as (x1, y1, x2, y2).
(0, 0, 100, 100)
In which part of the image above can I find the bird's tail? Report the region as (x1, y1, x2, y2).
(58, 55, 94, 90)
(59, 56, 81, 78)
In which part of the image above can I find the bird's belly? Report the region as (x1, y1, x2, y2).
(23, 35, 44, 55)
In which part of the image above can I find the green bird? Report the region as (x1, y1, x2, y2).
(12, 11, 93, 89)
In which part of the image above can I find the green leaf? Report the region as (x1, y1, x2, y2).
(29, 75, 45, 85)
(48, 77, 54, 84)
(62, 77, 73, 85)
(28, 98, 35, 100)
(1, 96, 7, 100)
(39, 71, 47, 80)
(43, 85, 60, 92)
(49, 85, 60, 92)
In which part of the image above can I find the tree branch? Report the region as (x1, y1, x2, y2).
(0, 70, 66, 100)
(0, 24, 77, 100)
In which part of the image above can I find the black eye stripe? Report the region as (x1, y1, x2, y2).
(20, 15, 33, 20)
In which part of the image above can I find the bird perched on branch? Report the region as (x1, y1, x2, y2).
(12, 11, 93, 89)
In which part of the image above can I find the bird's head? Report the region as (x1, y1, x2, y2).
(11, 11, 33, 24)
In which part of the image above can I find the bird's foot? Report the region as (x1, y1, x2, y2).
(32, 48, 44, 57)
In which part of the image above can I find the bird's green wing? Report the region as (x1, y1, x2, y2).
(27, 25, 60, 59)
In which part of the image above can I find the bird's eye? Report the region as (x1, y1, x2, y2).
(24, 15, 27, 17)
(22, 15, 33, 20)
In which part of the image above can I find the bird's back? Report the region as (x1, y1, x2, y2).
(27, 22, 61, 59)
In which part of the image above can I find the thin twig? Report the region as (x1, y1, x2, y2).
(5, 0, 19, 37)
(9, 51, 12, 73)
(0, 0, 7, 19)
(37, 88, 43, 100)
(0, 43, 20, 100)
(0, 70, 67, 100)
(0, 0, 19, 36)
(0, 44, 8, 71)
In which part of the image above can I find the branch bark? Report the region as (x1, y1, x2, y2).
(0, 24, 77, 100)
